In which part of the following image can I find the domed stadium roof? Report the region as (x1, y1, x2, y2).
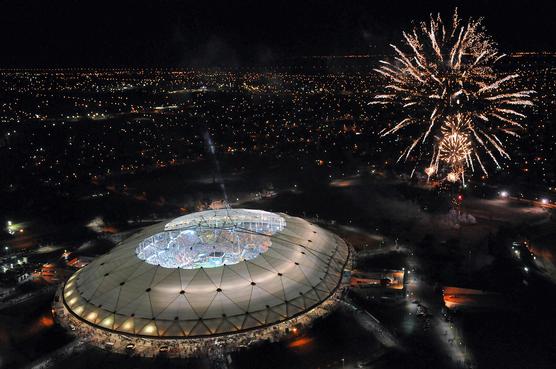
(62, 209, 349, 338)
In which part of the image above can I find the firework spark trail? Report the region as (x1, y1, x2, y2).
(373, 9, 534, 181)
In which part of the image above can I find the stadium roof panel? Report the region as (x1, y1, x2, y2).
(63, 209, 349, 338)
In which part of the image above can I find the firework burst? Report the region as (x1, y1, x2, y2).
(438, 131, 471, 183)
(439, 132, 471, 168)
(372, 9, 534, 179)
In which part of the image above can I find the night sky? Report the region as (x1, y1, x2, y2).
(1, 0, 555, 67)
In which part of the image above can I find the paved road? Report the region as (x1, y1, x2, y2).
(340, 299, 401, 349)
(405, 251, 475, 369)
(24, 339, 85, 369)
(0, 285, 57, 311)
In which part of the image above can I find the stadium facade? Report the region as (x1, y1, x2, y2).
(54, 209, 350, 356)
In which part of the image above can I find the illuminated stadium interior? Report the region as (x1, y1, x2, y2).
(135, 209, 286, 269)
(55, 208, 350, 345)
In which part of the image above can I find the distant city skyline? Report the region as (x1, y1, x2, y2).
(1, 0, 555, 67)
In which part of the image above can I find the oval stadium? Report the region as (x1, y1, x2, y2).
(54, 209, 351, 356)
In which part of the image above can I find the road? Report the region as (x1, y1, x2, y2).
(404, 250, 475, 368)
(340, 299, 401, 349)
(23, 339, 85, 369)
(0, 284, 57, 311)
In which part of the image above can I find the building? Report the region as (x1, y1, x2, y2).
(54, 209, 350, 357)
(442, 287, 508, 311)
(0, 254, 31, 285)
(350, 269, 405, 290)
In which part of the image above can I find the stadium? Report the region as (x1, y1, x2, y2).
(54, 209, 351, 357)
